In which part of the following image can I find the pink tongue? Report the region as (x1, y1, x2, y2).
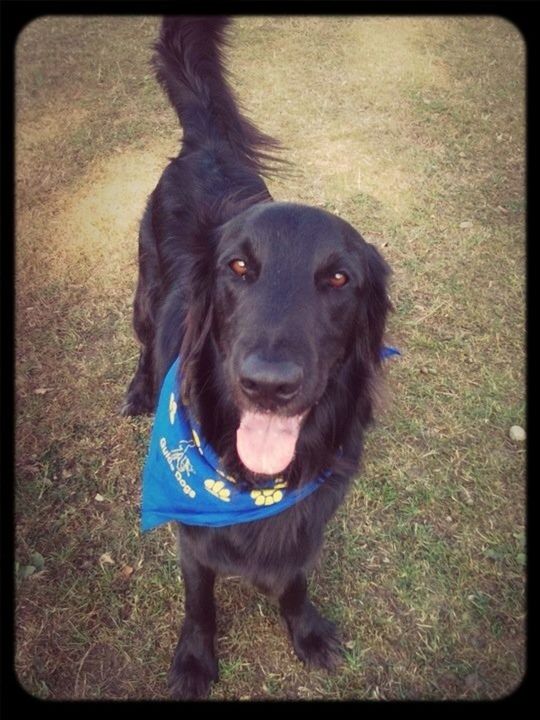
(236, 411, 303, 475)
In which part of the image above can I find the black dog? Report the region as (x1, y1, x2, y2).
(123, 17, 391, 699)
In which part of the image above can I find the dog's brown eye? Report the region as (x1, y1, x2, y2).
(229, 259, 248, 277)
(328, 271, 349, 288)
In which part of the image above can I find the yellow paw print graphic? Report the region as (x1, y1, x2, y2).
(169, 393, 177, 425)
(204, 479, 231, 502)
(250, 481, 287, 507)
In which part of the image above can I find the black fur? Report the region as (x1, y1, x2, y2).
(123, 17, 391, 699)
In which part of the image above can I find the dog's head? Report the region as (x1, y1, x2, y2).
(181, 202, 390, 478)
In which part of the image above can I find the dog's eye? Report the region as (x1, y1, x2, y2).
(229, 259, 248, 277)
(328, 271, 349, 288)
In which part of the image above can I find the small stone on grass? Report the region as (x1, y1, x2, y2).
(509, 425, 526, 442)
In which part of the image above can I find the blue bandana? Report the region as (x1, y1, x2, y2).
(380, 345, 400, 360)
(141, 346, 400, 532)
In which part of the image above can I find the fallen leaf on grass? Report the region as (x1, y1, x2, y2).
(459, 487, 474, 506)
(119, 565, 134, 580)
(33, 388, 53, 395)
(99, 552, 115, 566)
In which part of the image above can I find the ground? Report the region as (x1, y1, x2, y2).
(15, 16, 525, 700)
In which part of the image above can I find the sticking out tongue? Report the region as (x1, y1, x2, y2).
(236, 411, 303, 476)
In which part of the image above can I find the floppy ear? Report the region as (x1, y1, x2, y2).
(179, 262, 215, 407)
(357, 242, 392, 368)
(307, 241, 391, 472)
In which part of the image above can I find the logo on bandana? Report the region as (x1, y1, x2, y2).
(159, 437, 196, 498)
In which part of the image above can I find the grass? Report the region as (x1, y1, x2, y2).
(15, 16, 525, 700)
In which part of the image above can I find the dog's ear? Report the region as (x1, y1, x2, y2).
(356, 242, 392, 368)
(308, 240, 391, 469)
(179, 261, 214, 407)
(332, 241, 391, 432)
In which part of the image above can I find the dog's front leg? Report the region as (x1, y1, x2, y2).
(168, 553, 218, 700)
(279, 572, 343, 672)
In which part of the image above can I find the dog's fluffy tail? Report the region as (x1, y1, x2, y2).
(153, 16, 283, 176)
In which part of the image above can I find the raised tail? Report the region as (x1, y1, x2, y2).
(153, 16, 283, 176)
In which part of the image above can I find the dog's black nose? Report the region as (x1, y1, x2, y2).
(239, 355, 303, 405)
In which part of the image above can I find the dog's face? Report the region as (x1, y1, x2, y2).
(208, 202, 389, 476)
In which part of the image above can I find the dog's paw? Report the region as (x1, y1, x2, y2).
(290, 615, 344, 672)
(168, 649, 218, 700)
(120, 392, 154, 417)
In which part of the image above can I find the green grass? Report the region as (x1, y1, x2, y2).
(15, 16, 525, 700)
